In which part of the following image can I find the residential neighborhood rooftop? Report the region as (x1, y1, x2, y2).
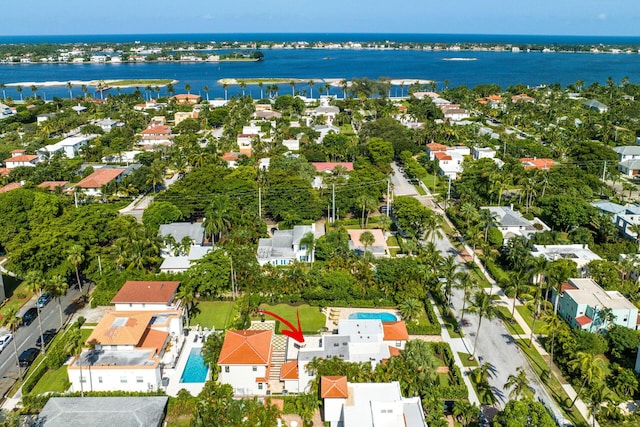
(111, 280, 181, 304)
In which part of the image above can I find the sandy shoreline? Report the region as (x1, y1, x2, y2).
(217, 77, 432, 86)
(4, 79, 179, 88)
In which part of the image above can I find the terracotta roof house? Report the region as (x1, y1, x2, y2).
(512, 94, 536, 103)
(38, 181, 68, 191)
(320, 376, 348, 399)
(0, 168, 9, 177)
(218, 330, 273, 396)
(520, 157, 554, 170)
(170, 94, 201, 105)
(4, 154, 39, 169)
(0, 182, 23, 193)
(382, 321, 409, 342)
(311, 162, 354, 173)
(67, 307, 184, 393)
(74, 168, 126, 196)
(111, 280, 181, 311)
(139, 126, 173, 146)
(425, 142, 449, 159)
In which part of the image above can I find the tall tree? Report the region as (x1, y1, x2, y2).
(67, 245, 85, 294)
(359, 231, 375, 255)
(504, 367, 532, 400)
(23, 271, 46, 354)
(468, 290, 498, 360)
(1, 307, 22, 380)
(299, 232, 315, 265)
(568, 352, 607, 408)
(67, 328, 85, 397)
(47, 275, 68, 327)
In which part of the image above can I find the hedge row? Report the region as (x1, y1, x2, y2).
(407, 320, 441, 335)
(484, 257, 509, 284)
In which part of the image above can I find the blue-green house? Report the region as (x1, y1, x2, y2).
(552, 278, 639, 332)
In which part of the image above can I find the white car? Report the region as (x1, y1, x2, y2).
(0, 333, 12, 352)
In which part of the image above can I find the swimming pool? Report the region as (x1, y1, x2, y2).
(348, 312, 398, 322)
(180, 348, 209, 383)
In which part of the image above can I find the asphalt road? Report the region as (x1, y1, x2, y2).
(390, 166, 561, 415)
(0, 283, 84, 399)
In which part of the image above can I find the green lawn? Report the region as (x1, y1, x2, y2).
(386, 236, 399, 247)
(30, 366, 70, 395)
(253, 303, 326, 334)
(515, 339, 588, 427)
(458, 352, 479, 367)
(422, 175, 439, 191)
(389, 248, 400, 257)
(495, 306, 526, 335)
(191, 301, 238, 330)
(516, 305, 548, 334)
(414, 184, 427, 195)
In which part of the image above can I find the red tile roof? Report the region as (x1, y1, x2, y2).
(382, 321, 409, 341)
(218, 330, 273, 365)
(11, 149, 26, 154)
(138, 328, 169, 355)
(311, 162, 354, 172)
(434, 152, 453, 161)
(5, 154, 38, 163)
(75, 168, 125, 188)
(0, 182, 23, 193)
(426, 142, 449, 152)
(111, 281, 181, 304)
(575, 315, 592, 326)
(38, 181, 68, 190)
(520, 158, 554, 170)
(388, 346, 402, 358)
(222, 152, 239, 162)
(0, 168, 9, 177)
(320, 376, 348, 399)
(560, 282, 577, 293)
(280, 360, 299, 380)
(140, 126, 171, 135)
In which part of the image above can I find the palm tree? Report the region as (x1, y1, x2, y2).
(24, 271, 46, 354)
(204, 195, 232, 243)
(185, 83, 191, 95)
(30, 85, 38, 100)
(147, 160, 165, 193)
(504, 367, 532, 399)
(457, 272, 477, 323)
(0, 83, 5, 100)
(468, 291, 498, 360)
(175, 283, 196, 328)
(258, 82, 264, 99)
(356, 195, 377, 228)
(66, 81, 73, 98)
(67, 328, 85, 397)
(290, 80, 296, 95)
(399, 298, 421, 321)
(586, 383, 611, 427)
(460, 202, 478, 228)
(203, 85, 210, 102)
(80, 84, 87, 99)
(1, 307, 22, 379)
(308, 80, 315, 98)
(167, 83, 175, 97)
(340, 79, 348, 99)
(540, 311, 565, 372)
(222, 83, 228, 100)
(439, 255, 460, 306)
(67, 245, 85, 294)
(568, 352, 607, 408)
(629, 223, 640, 253)
(452, 401, 480, 427)
(359, 231, 375, 255)
(299, 232, 315, 265)
(16, 85, 23, 101)
(239, 81, 247, 97)
(47, 275, 68, 327)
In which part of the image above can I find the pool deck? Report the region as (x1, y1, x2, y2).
(323, 307, 402, 331)
(162, 327, 213, 397)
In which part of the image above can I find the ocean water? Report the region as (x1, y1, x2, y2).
(1, 34, 640, 100)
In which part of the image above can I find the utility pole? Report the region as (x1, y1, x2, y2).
(332, 184, 336, 223)
(446, 176, 452, 210)
(386, 179, 391, 215)
(74, 191, 78, 209)
(600, 160, 607, 196)
(258, 187, 262, 220)
(230, 256, 236, 300)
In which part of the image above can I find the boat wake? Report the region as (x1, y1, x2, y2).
(442, 57, 477, 61)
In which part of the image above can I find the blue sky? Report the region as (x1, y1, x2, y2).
(1, 0, 638, 36)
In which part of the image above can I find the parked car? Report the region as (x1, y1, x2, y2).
(18, 348, 39, 368)
(0, 333, 12, 352)
(37, 293, 52, 308)
(36, 330, 56, 348)
(21, 307, 38, 326)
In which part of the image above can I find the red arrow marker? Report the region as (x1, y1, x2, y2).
(257, 309, 305, 343)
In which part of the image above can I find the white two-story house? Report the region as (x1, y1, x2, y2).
(256, 224, 319, 266)
(217, 330, 273, 396)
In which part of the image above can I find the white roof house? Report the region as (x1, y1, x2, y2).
(473, 147, 496, 160)
(287, 319, 408, 393)
(38, 134, 97, 160)
(583, 99, 609, 113)
(591, 201, 640, 240)
(321, 378, 428, 427)
(531, 244, 602, 276)
(481, 206, 550, 244)
(158, 222, 210, 273)
(553, 278, 639, 331)
(257, 224, 320, 266)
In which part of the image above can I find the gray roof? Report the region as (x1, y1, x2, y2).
(620, 159, 640, 170)
(257, 225, 313, 261)
(591, 200, 627, 215)
(159, 222, 205, 245)
(613, 146, 640, 156)
(37, 396, 168, 427)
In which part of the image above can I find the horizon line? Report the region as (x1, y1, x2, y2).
(1, 31, 639, 39)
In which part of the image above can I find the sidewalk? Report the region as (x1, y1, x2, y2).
(429, 297, 481, 407)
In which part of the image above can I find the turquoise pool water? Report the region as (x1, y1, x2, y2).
(348, 312, 397, 321)
(180, 348, 209, 383)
